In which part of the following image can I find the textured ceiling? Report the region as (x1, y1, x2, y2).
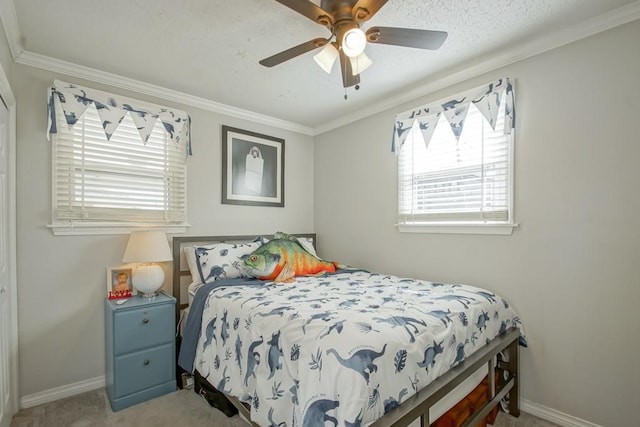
(11, 0, 639, 130)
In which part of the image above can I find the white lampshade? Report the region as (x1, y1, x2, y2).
(349, 52, 373, 76)
(122, 231, 172, 298)
(342, 27, 367, 58)
(313, 43, 339, 74)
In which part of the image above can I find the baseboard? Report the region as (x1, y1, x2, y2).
(20, 376, 105, 409)
(18, 377, 601, 427)
(521, 399, 602, 427)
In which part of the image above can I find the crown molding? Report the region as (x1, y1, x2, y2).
(314, 0, 640, 134)
(5, 1, 640, 136)
(15, 51, 315, 136)
(3, 0, 313, 135)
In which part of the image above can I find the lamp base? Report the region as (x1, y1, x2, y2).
(138, 290, 160, 299)
(132, 264, 164, 299)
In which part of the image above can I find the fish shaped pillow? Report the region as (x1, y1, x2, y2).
(242, 232, 337, 283)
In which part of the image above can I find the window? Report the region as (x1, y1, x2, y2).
(48, 81, 190, 235)
(395, 78, 515, 234)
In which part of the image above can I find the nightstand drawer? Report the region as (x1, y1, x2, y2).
(114, 303, 173, 355)
(114, 343, 174, 398)
(105, 293, 176, 411)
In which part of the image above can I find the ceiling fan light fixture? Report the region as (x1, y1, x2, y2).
(313, 43, 339, 74)
(342, 27, 367, 58)
(349, 52, 373, 76)
(261, 1, 449, 91)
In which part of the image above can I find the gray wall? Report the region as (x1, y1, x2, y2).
(314, 20, 640, 426)
(11, 14, 640, 427)
(14, 64, 314, 397)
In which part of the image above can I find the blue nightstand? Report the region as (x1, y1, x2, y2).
(104, 292, 176, 411)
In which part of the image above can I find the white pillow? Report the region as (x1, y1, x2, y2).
(183, 247, 201, 285)
(191, 239, 264, 283)
(297, 236, 318, 257)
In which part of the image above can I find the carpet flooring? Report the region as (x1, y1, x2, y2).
(11, 388, 560, 427)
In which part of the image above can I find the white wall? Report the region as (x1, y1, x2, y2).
(14, 64, 314, 398)
(314, 20, 640, 427)
(0, 18, 12, 84)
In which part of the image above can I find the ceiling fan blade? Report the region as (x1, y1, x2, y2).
(260, 38, 329, 67)
(275, 0, 333, 26)
(339, 50, 360, 88)
(366, 26, 448, 50)
(352, 0, 388, 22)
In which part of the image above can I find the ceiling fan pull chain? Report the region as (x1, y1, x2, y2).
(259, 1, 448, 91)
(342, 53, 348, 100)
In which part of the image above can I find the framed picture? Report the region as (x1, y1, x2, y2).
(222, 125, 285, 207)
(107, 266, 134, 299)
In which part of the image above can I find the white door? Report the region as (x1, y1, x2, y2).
(0, 99, 13, 427)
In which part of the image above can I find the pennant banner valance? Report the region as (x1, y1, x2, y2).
(391, 77, 515, 154)
(47, 80, 192, 155)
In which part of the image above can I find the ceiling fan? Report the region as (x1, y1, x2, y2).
(259, 0, 448, 89)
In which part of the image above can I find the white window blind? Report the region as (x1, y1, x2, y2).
(52, 102, 187, 226)
(398, 99, 512, 226)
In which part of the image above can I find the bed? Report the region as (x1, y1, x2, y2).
(173, 234, 526, 427)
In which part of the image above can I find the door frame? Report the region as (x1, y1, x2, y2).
(0, 59, 18, 419)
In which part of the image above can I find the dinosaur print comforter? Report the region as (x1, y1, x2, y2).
(189, 270, 526, 427)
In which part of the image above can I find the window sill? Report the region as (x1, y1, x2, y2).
(396, 222, 518, 235)
(48, 223, 190, 236)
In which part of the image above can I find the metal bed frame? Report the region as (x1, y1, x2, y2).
(171, 234, 521, 427)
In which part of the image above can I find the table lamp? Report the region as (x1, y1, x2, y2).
(122, 230, 172, 298)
